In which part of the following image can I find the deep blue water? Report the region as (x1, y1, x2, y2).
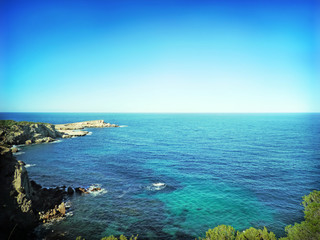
(1, 113, 320, 239)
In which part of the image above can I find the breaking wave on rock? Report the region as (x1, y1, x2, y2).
(13, 151, 25, 156)
(25, 164, 36, 168)
(87, 184, 108, 197)
(146, 182, 166, 191)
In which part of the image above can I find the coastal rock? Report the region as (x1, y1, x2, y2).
(39, 202, 66, 223)
(90, 187, 101, 192)
(11, 146, 19, 153)
(0, 121, 61, 146)
(67, 187, 74, 195)
(0, 119, 119, 238)
(0, 119, 118, 146)
(55, 120, 119, 130)
(75, 187, 89, 194)
(35, 137, 55, 144)
(60, 130, 89, 138)
(0, 146, 66, 239)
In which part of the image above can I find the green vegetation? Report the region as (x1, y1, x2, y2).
(203, 225, 236, 240)
(76, 190, 319, 240)
(200, 226, 276, 240)
(279, 190, 320, 240)
(76, 235, 138, 240)
(0, 120, 49, 128)
(101, 235, 138, 240)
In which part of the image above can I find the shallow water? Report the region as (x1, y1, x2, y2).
(2, 113, 320, 239)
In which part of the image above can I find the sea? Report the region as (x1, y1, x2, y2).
(1, 113, 320, 239)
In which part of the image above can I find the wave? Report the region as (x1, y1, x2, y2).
(119, 125, 128, 128)
(25, 164, 36, 168)
(13, 151, 25, 156)
(87, 184, 108, 196)
(87, 132, 93, 135)
(50, 139, 63, 144)
(146, 182, 166, 191)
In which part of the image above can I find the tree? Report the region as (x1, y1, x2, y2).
(236, 227, 276, 240)
(280, 190, 320, 240)
(203, 225, 236, 240)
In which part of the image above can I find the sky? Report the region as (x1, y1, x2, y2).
(1, 0, 319, 113)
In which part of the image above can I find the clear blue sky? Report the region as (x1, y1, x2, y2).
(1, 0, 319, 112)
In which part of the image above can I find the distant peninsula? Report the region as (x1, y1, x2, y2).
(0, 120, 118, 239)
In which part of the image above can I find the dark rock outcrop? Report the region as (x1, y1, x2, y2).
(67, 186, 74, 195)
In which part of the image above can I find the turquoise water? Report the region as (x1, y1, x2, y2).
(1, 113, 320, 239)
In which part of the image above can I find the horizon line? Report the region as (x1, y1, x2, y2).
(1, 111, 319, 114)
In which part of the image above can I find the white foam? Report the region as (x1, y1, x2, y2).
(87, 132, 93, 135)
(119, 125, 128, 128)
(118, 191, 127, 198)
(13, 151, 25, 156)
(65, 201, 72, 209)
(50, 139, 63, 144)
(87, 184, 108, 196)
(147, 182, 166, 191)
(25, 164, 36, 168)
(66, 212, 73, 217)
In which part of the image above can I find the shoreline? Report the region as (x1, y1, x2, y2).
(0, 119, 118, 239)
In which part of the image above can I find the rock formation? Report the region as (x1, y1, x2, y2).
(0, 122, 61, 146)
(0, 119, 118, 239)
(55, 120, 119, 130)
(0, 119, 118, 146)
(0, 146, 66, 239)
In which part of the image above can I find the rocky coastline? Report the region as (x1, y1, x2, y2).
(0, 120, 118, 239)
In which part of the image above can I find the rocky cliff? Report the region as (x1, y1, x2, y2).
(0, 146, 66, 239)
(0, 121, 61, 146)
(0, 119, 118, 144)
(0, 119, 119, 239)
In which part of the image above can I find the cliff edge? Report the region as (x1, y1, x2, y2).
(0, 146, 66, 239)
(0, 119, 118, 239)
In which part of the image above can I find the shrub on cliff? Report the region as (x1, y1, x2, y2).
(101, 235, 138, 240)
(0, 120, 49, 128)
(279, 190, 320, 240)
(76, 235, 138, 240)
(236, 227, 276, 240)
(203, 225, 236, 240)
(200, 225, 276, 240)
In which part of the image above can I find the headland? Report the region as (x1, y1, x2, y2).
(0, 119, 118, 239)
